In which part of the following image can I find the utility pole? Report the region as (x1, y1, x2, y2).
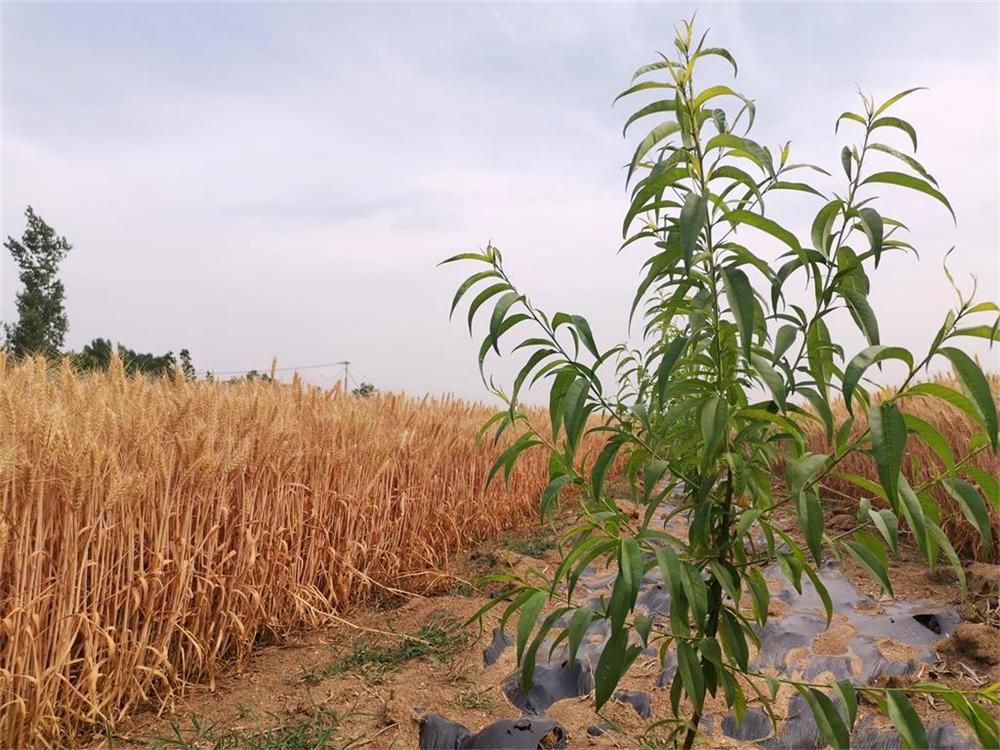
(336, 360, 350, 393)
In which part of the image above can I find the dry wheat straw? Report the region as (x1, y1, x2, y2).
(804, 372, 999, 563)
(0, 355, 562, 747)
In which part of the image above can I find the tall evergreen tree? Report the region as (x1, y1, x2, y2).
(4, 207, 72, 357)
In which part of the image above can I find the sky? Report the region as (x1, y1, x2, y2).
(2, 2, 998, 401)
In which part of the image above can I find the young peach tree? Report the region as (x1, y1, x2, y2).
(445, 19, 999, 749)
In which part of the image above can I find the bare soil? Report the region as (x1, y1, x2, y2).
(89, 519, 1000, 750)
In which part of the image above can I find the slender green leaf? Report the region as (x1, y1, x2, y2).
(941, 478, 992, 549)
(940, 347, 998, 449)
(862, 171, 955, 222)
(726, 209, 803, 257)
(722, 266, 755, 359)
(886, 689, 929, 750)
(869, 401, 907, 506)
(680, 191, 708, 267)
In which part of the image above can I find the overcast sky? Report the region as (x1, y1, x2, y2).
(2, 2, 997, 400)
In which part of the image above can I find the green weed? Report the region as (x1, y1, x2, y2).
(504, 529, 556, 558)
(451, 688, 498, 711)
(299, 613, 468, 684)
(150, 706, 366, 750)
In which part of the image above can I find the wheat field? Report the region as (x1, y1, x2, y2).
(805, 372, 1000, 563)
(0, 356, 557, 747)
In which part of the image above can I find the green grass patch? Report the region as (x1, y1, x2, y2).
(149, 706, 367, 750)
(504, 528, 556, 558)
(299, 612, 467, 684)
(451, 688, 498, 711)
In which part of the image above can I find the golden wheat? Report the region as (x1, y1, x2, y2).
(804, 372, 999, 563)
(0, 355, 563, 747)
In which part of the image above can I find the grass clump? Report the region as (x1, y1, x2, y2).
(451, 688, 498, 711)
(300, 613, 467, 684)
(504, 528, 557, 558)
(151, 707, 365, 750)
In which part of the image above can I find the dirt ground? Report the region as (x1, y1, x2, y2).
(89, 513, 1000, 750)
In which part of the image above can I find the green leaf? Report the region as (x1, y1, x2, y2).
(694, 47, 738, 76)
(926, 520, 968, 598)
(656, 336, 689, 406)
(726, 209, 803, 257)
(844, 539, 893, 597)
(835, 111, 866, 132)
(540, 475, 575, 519)
(840, 146, 853, 181)
(886, 689, 929, 750)
(565, 607, 593, 665)
(868, 507, 900, 558)
(722, 266, 755, 359)
(719, 609, 749, 671)
(680, 191, 708, 267)
(952, 324, 1000, 342)
(479, 313, 529, 370)
(487, 433, 541, 488)
(773, 324, 797, 361)
(799, 387, 834, 444)
(939, 347, 998, 450)
(831, 680, 858, 730)
(787, 453, 829, 499)
(629, 121, 682, 183)
(903, 413, 955, 472)
(941, 478, 992, 549)
(622, 99, 678, 135)
(905, 382, 985, 432)
(610, 539, 644, 632)
(898, 477, 930, 562)
(869, 401, 907, 506)
(744, 569, 770, 626)
(613, 80, 675, 104)
(868, 143, 937, 185)
(570, 315, 600, 359)
(467, 282, 510, 333)
(701, 396, 729, 460)
(811, 199, 842, 254)
(771, 180, 826, 198)
(964, 465, 1000, 515)
(592, 435, 626, 500)
(874, 87, 926, 116)
(631, 59, 678, 81)
(516, 590, 547, 664)
(439, 251, 492, 265)
(681, 563, 709, 631)
(841, 288, 880, 346)
(693, 84, 744, 110)
(795, 686, 850, 750)
(871, 116, 918, 151)
(676, 640, 706, 712)
(594, 628, 640, 710)
(861, 171, 955, 222)
(450, 270, 500, 318)
(656, 546, 689, 636)
(798, 491, 825, 564)
(512, 348, 557, 404)
(803, 564, 834, 626)
(856, 207, 884, 265)
(833, 472, 886, 499)
(562, 377, 590, 449)
(522, 608, 567, 692)
(751, 353, 786, 409)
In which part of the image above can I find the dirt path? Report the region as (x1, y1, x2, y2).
(92, 514, 1000, 750)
